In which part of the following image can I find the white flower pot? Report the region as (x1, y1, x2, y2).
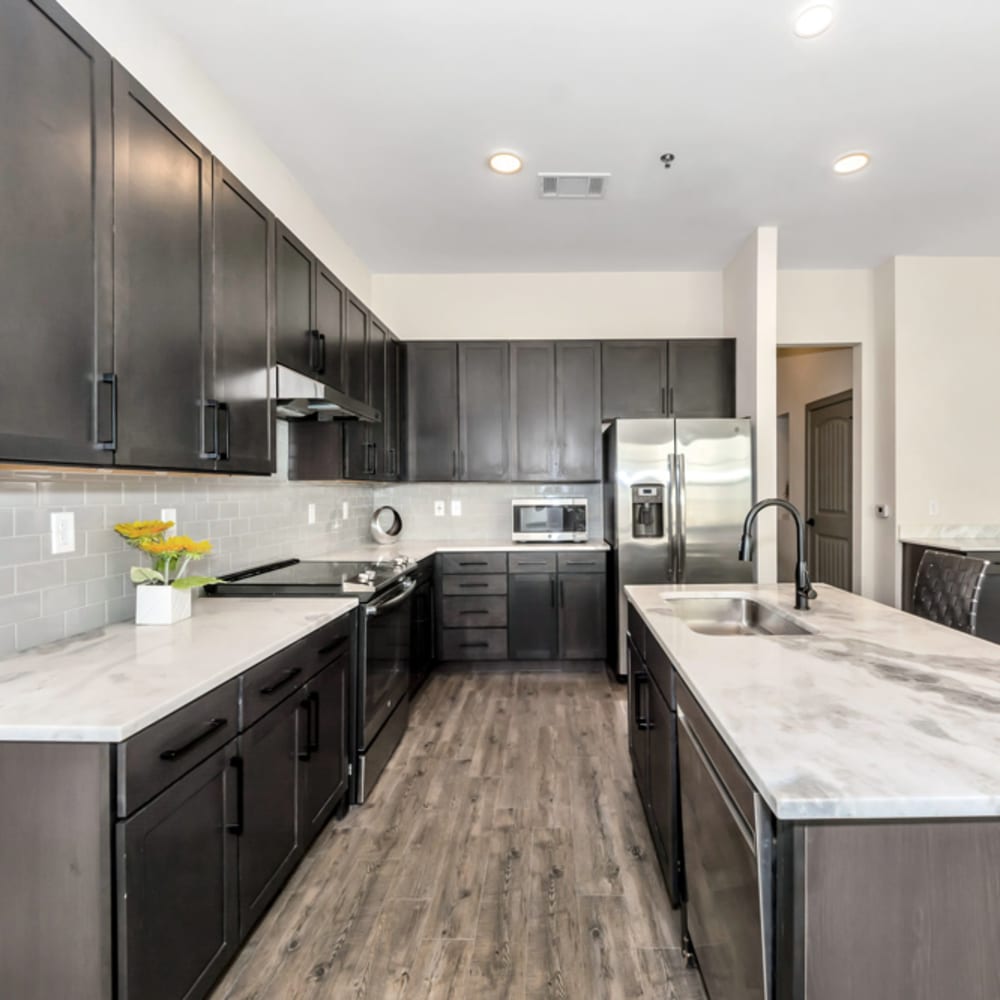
(135, 585, 192, 626)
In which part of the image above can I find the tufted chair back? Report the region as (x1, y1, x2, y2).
(912, 549, 989, 636)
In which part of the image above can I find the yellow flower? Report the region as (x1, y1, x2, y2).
(115, 520, 175, 540)
(139, 536, 212, 556)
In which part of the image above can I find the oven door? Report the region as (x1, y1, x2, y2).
(362, 577, 416, 748)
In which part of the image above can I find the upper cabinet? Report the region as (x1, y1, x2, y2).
(0, 0, 113, 465)
(510, 342, 556, 480)
(275, 223, 317, 377)
(458, 342, 510, 481)
(315, 263, 346, 389)
(112, 65, 213, 471)
(406, 342, 460, 481)
(602, 342, 669, 419)
(668, 339, 735, 418)
(210, 163, 274, 474)
(343, 311, 387, 480)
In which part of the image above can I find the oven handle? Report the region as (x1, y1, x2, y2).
(365, 577, 416, 617)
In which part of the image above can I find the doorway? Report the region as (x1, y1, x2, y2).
(806, 391, 853, 590)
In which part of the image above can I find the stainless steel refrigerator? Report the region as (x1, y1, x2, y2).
(603, 418, 754, 676)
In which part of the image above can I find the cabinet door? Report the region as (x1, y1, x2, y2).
(117, 745, 239, 1000)
(668, 339, 735, 418)
(316, 264, 346, 389)
(0, 0, 113, 465)
(406, 342, 459, 481)
(558, 572, 607, 659)
(384, 338, 402, 480)
(344, 296, 369, 403)
(301, 652, 350, 844)
(601, 341, 668, 419)
(508, 573, 559, 659)
(510, 342, 556, 481)
(627, 639, 651, 802)
(459, 341, 510, 481)
(274, 222, 316, 375)
(555, 341, 602, 481)
(211, 162, 272, 474)
(237, 695, 305, 936)
(112, 66, 212, 471)
(647, 677, 681, 906)
(368, 320, 387, 474)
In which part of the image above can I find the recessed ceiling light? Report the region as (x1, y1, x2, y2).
(793, 4, 835, 38)
(833, 151, 871, 175)
(488, 151, 523, 175)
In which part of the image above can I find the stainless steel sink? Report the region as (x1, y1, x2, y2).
(665, 597, 813, 636)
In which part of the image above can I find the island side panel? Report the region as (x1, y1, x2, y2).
(0, 742, 113, 1000)
(800, 819, 1000, 1000)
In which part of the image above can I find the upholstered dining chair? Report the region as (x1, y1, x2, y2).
(912, 549, 989, 636)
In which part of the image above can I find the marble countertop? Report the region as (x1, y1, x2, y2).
(304, 537, 609, 563)
(627, 582, 1000, 821)
(0, 597, 357, 743)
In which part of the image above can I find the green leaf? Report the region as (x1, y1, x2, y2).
(171, 575, 221, 590)
(131, 567, 165, 585)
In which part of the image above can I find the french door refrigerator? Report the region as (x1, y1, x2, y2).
(604, 418, 754, 677)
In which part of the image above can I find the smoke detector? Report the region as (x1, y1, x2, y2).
(537, 172, 609, 199)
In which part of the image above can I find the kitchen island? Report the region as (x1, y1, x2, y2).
(627, 582, 1000, 1000)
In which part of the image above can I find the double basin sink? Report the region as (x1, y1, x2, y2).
(664, 596, 813, 637)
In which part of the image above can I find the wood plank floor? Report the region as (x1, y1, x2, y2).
(210, 669, 706, 1000)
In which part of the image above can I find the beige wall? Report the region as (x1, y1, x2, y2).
(371, 271, 722, 341)
(61, 0, 372, 298)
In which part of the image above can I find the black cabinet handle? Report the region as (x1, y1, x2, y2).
(308, 330, 322, 373)
(661, 385, 667, 415)
(159, 717, 228, 761)
(459, 561, 489, 566)
(219, 402, 231, 461)
(459, 609, 488, 616)
(318, 332, 327, 374)
(564, 560, 597, 566)
(259, 666, 302, 695)
(97, 372, 117, 451)
(560, 580, 566, 607)
(460, 642, 490, 649)
(202, 399, 220, 459)
(227, 756, 244, 834)
(550, 578, 557, 607)
(634, 674, 650, 731)
(308, 691, 320, 752)
(317, 635, 349, 660)
(806, 517, 816, 527)
(668, 386, 675, 416)
(297, 697, 312, 761)
(517, 560, 548, 566)
(459, 582, 490, 589)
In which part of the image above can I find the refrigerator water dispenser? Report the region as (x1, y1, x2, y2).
(631, 484, 664, 538)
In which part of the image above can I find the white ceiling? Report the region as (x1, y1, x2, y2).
(139, 0, 1000, 272)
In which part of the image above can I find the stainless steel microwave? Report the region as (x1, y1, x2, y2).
(512, 498, 588, 543)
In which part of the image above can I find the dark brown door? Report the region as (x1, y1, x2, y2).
(210, 162, 272, 474)
(668, 339, 735, 418)
(602, 341, 668, 419)
(510, 342, 556, 481)
(555, 341, 602, 481)
(0, 0, 113, 464)
(117, 745, 239, 1000)
(458, 341, 510, 481)
(274, 222, 317, 376)
(806, 390, 853, 591)
(407, 342, 459, 481)
(367, 320, 387, 475)
(558, 572, 607, 658)
(508, 573, 558, 659)
(344, 297, 369, 403)
(315, 264, 346, 389)
(384, 338, 402, 480)
(646, 676, 680, 905)
(112, 65, 212, 471)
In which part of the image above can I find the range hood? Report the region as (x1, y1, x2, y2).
(274, 364, 380, 422)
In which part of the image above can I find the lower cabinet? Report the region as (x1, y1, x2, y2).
(301, 653, 350, 839)
(557, 572, 606, 659)
(508, 572, 559, 658)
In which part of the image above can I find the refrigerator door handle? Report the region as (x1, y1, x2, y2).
(677, 453, 687, 580)
(667, 452, 677, 581)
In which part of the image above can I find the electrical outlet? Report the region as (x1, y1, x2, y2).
(342, 501, 349, 519)
(307, 503, 316, 525)
(160, 509, 177, 538)
(434, 500, 446, 517)
(50, 512, 75, 555)
(929, 499, 939, 516)
(451, 499, 462, 516)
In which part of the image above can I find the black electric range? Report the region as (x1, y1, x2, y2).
(207, 556, 431, 804)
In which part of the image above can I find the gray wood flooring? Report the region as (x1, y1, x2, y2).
(211, 669, 706, 1000)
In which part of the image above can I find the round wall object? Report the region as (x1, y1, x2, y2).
(370, 505, 403, 544)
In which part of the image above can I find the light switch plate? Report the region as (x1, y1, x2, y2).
(451, 500, 462, 516)
(307, 503, 316, 525)
(50, 512, 75, 555)
(342, 501, 350, 519)
(160, 509, 177, 538)
(434, 500, 446, 517)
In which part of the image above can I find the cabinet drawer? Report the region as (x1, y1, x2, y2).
(676, 678, 756, 834)
(441, 595, 508, 628)
(440, 628, 508, 660)
(242, 615, 354, 730)
(117, 678, 240, 817)
(441, 574, 507, 596)
(509, 551, 557, 574)
(627, 602, 647, 661)
(441, 552, 508, 574)
(557, 552, 606, 574)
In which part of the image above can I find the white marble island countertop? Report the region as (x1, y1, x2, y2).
(0, 597, 357, 743)
(627, 582, 1000, 821)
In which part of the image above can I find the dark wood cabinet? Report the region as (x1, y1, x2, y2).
(117, 744, 239, 1000)
(647, 675, 678, 878)
(112, 65, 213, 471)
(555, 341, 602, 481)
(0, 0, 113, 465)
(344, 296, 369, 405)
(557, 571, 607, 658)
(384, 338, 403, 480)
(236, 694, 305, 936)
(301, 654, 350, 841)
(510, 342, 556, 481)
(459, 342, 510, 480)
(345, 316, 388, 479)
(209, 162, 273, 474)
(602, 341, 669, 419)
(407, 342, 459, 481)
(315, 264, 346, 388)
(508, 572, 559, 659)
(668, 338, 735, 418)
(274, 222, 317, 376)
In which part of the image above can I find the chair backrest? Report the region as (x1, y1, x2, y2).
(912, 549, 989, 635)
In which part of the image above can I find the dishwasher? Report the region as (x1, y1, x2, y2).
(678, 688, 775, 1000)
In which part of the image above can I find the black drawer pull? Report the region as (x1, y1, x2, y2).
(317, 635, 349, 659)
(460, 582, 490, 588)
(259, 667, 303, 695)
(460, 609, 488, 615)
(308, 691, 320, 751)
(460, 642, 490, 649)
(565, 560, 597, 566)
(227, 756, 244, 835)
(159, 717, 228, 761)
(297, 697, 313, 761)
(517, 560, 548, 566)
(459, 560, 489, 566)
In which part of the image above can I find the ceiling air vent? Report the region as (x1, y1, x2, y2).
(538, 172, 609, 199)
